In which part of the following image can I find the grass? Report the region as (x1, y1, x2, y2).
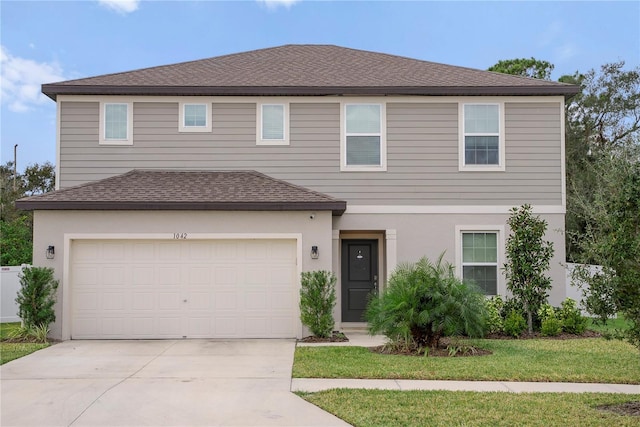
(294, 337, 640, 384)
(0, 322, 49, 365)
(587, 316, 632, 334)
(299, 389, 640, 427)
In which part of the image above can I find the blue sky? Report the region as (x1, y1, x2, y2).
(1, 0, 639, 168)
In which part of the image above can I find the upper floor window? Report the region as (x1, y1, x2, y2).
(100, 102, 133, 145)
(460, 103, 504, 171)
(179, 103, 211, 132)
(257, 103, 289, 145)
(342, 103, 386, 171)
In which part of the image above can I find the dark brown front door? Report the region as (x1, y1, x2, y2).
(341, 239, 379, 322)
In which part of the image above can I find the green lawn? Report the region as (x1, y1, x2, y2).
(0, 322, 49, 365)
(300, 389, 640, 427)
(294, 338, 640, 384)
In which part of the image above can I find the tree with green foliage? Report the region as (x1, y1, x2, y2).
(571, 142, 640, 350)
(488, 57, 554, 80)
(560, 61, 640, 260)
(1, 161, 55, 265)
(16, 266, 59, 330)
(299, 270, 337, 338)
(504, 204, 554, 334)
(366, 253, 486, 349)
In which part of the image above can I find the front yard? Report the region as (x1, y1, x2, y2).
(295, 323, 640, 426)
(0, 322, 49, 365)
(299, 389, 640, 427)
(294, 337, 639, 384)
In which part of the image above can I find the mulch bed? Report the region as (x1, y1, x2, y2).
(370, 337, 492, 357)
(486, 330, 602, 340)
(298, 332, 349, 343)
(597, 401, 640, 417)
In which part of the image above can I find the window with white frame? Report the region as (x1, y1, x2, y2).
(179, 103, 211, 132)
(461, 104, 503, 169)
(100, 102, 132, 145)
(257, 103, 288, 145)
(461, 231, 498, 295)
(343, 104, 386, 170)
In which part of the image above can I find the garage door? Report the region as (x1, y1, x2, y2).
(70, 239, 298, 339)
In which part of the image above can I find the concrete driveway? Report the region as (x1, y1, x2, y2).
(1, 340, 349, 426)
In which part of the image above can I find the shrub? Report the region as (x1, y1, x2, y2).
(541, 314, 562, 336)
(15, 267, 58, 330)
(558, 298, 587, 335)
(485, 295, 504, 334)
(299, 270, 337, 338)
(503, 310, 526, 338)
(366, 253, 487, 349)
(8, 323, 50, 343)
(537, 303, 556, 323)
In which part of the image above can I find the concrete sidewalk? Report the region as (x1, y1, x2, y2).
(292, 378, 640, 394)
(294, 331, 640, 395)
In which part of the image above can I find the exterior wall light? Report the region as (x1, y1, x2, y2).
(310, 246, 319, 259)
(46, 246, 55, 259)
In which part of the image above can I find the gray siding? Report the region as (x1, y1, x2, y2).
(59, 100, 562, 206)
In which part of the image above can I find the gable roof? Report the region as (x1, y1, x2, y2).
(42, 45, 579, 99)
(15, 170, 347, 215)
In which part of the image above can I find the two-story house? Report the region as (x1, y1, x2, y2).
(17, 45, 579, 340)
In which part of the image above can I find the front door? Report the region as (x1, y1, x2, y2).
(341, 239, 379, 322)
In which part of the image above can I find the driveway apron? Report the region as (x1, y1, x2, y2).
(0, 340, 349, 426)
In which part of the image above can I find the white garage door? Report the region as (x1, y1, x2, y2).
(70, 239, 298, 339)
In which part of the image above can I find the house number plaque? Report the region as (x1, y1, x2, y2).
(173, 233, 188, 239)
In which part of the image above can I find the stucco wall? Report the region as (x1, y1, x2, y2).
(333, 212, 567, 307)
(33, 210, 332, 340)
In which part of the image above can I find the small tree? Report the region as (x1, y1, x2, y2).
(15, 266, 58, 330)
(504, 204, 554, 334)
(299, 270, 337, 338)
(366, 254, 486, 349)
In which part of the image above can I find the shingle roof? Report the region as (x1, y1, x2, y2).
(42, 44, 579, 99)
(15, 170, 347, 215)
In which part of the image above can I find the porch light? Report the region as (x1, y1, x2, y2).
(310, 246, 319, 259)
(46, 246, 55, 259)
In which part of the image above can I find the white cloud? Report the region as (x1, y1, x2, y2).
(98, 0, 140, 14)
(0, 46, 68, 112)
(257, 0, 300, 9)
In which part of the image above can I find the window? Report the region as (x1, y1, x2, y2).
(460, 103, 504, 171)
(342, 103, 386, 171)
(179, 103, 211, 132)
(257, 103, 288, 145)
(461, 231, 498, 295)
(100, 102, 133, 145)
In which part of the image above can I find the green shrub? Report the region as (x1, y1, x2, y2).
(7, 323, 50, 343)
(299, 270, 337, 338)
(15, 267, 58, 330)
(485, 295, 504, 334)
(366, 253, 487, 349)
(537, 303, 556, 322)
(503, 310, 526, 338)
(558, 298, 587, 335)
(541, 314, 563, 336)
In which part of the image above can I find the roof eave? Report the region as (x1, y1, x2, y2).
(42, 84, 580, 100)
(15, 200, 347, 216)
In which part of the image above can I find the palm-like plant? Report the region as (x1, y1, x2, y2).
(366, 253, 487, 349)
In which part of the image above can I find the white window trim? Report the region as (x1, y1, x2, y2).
(99, 102, 133, 145)
(257, 103, 289, 145)
(458, 102, 505, 172)
(455, 225, 505, 296)
(341, 103, 387, 172)
(179, 102, 211, 132)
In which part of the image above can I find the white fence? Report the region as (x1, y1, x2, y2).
(565, 262, 602, 315)
(1, 265, 29, 323)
